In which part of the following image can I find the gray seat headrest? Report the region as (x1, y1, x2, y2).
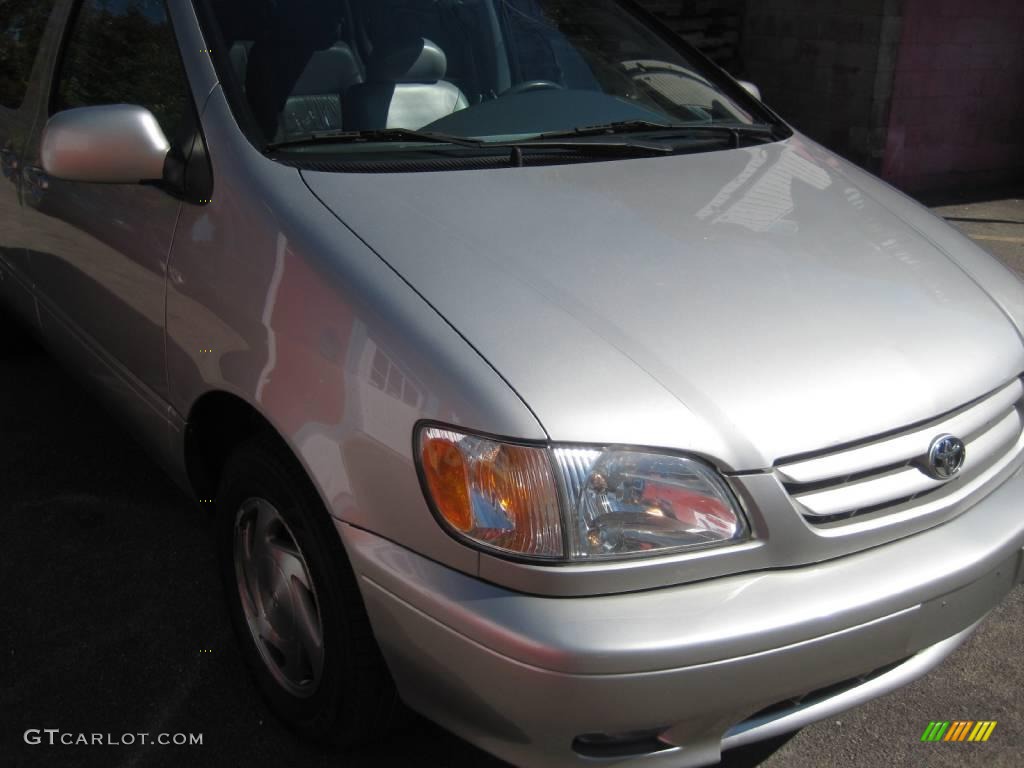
(369, 37, 447, 83)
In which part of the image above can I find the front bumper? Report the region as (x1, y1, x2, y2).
(339, 464, 1024, 768)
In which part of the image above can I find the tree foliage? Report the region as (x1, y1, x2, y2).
(0, 0, 56, 109)
(55, 0, 188, 139)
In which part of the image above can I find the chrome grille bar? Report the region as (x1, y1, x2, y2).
(778, 376, 1024, 524)
(778, 378, 1023, 485)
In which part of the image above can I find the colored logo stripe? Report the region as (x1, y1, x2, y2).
(944, 721, 973, 741)
(969, 721, 997, 742)
(920, 721, 996, 742)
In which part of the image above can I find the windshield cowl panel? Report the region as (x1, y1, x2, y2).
(199, 0, 789, 167)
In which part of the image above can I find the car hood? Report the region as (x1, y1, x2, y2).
(303, 135, 1024, 470)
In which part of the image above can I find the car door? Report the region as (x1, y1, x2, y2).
(17, 0, 191, 401)
(0, 0, 61, 322)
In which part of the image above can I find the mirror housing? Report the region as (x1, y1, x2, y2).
(738, 81, 762, 101)
(41, 104, 170, 184)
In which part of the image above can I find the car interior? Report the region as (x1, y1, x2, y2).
(214, 0, 496, 142)
(208, 0, 753, 147)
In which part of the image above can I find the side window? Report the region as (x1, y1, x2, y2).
(53, 0, 189, 141)
(0, 0, 58, 109)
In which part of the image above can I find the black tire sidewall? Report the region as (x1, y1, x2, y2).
(216, 438, 377, 740)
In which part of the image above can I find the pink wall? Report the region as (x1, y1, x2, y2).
(882, 0, 1024, 193)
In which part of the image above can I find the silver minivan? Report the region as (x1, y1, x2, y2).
(2, 1, 1023, 766)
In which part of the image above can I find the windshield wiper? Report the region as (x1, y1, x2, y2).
(266, 121, 778, 155)
(264, 128, 484, 152)
(264, 127, 488, 152)
(499, 138, 672, 157)
(539, 119, 678, 138)
(538, 120, 779, 148)
(265, 127, 674, 159)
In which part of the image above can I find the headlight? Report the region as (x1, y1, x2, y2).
(553, 447, 747, 559)
(417, 425, 749, 562)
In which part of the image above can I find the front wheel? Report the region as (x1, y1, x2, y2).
(217, 435, 399, 746)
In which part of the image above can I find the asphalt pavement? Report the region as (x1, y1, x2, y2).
(2, 192, 1023, 768)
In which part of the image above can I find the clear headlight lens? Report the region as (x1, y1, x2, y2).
(553, 448, 747, 560)
(417, 426, 748, 562)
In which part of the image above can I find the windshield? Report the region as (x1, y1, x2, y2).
(200, 0, 784, 159)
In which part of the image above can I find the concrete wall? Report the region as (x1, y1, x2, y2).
(881, 0, 1024, 194)
(739, 0, 904, 173)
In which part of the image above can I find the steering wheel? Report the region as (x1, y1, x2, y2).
(500, 80, 564, 97)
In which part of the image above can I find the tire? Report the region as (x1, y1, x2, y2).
(217, 433, 399, 747)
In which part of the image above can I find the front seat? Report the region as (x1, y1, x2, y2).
(245, 1, 364, 141)
(344, 37, 468, 131)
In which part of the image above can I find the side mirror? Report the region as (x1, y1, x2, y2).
(41, 104, 170, 184)
(738, 81, 762, 101)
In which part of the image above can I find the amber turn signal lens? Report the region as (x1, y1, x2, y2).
(421, 437, 473, 531)
(417, 427, 564, 558)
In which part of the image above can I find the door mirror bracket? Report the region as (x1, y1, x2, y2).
(738, 81, 762, 101)
(41, 103, 212, 205)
